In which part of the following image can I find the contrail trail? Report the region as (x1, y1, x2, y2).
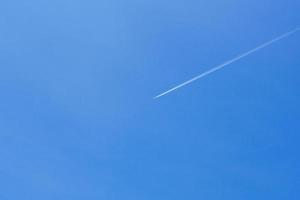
(154, 27, 300, 99)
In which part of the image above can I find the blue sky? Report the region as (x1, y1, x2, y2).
(0, 0, 299, 199)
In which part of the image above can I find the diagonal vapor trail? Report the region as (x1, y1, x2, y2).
(154, 27, 300, 99)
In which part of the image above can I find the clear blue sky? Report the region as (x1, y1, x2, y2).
(0, 0, 299, 199)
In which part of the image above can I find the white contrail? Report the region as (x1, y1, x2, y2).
(154, 27, 300, 99)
